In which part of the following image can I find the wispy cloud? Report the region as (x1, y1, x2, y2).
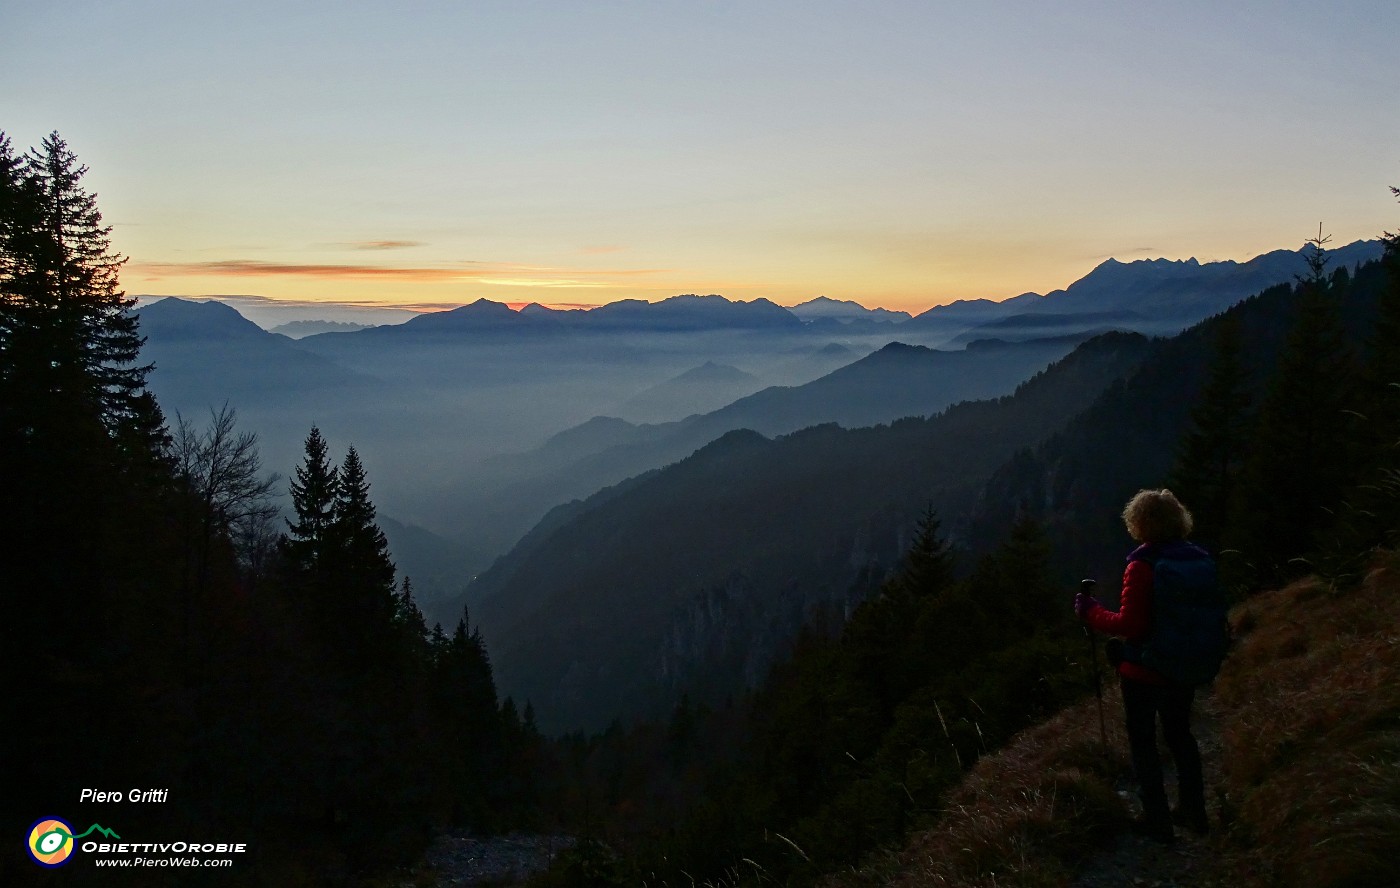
(133, 259, 669, 288)
(137, 260, 465, 280)
(344, 240, 425, 250)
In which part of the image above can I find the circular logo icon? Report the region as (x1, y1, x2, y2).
(27, 817, 75, 867)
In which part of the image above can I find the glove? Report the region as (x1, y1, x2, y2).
(1074, 592, 1100, 619)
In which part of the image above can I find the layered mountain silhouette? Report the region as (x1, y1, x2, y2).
(138, 297, 370, 407)
(135, 240, 1384, 613)
(428, 333, 1097, 557)
(612, 362, 763, 424)
(269, 319, 375, 338)
(961, 240, 1382, 342)
(459, 248, 1392, 733)
(789, 296, 915, 334)
(967, 257, 1393, 584)
(307, 293, 803, 344)
(462, 332, 1155, 731)
(901, 239, 1382, 344)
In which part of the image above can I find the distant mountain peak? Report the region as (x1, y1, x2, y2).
(790, 296, 912, 324)
(520, 302, 567, 316)
(269, 319, 374, 338)
(671, 361, 756, 383)
(143, 295, 242, 317)
(462, 297, 516, 313)
(137, 296, 268, 339)
(583, 292, 800, 331)
(871, 340, 929, 356)
(398, 296, 534, 331)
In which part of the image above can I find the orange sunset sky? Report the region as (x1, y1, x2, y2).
(4, 1, 1398, 318)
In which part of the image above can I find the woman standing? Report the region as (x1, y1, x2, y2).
(1075, 489, 1218, 843)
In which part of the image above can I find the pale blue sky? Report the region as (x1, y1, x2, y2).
(4, 0, 1397, 312)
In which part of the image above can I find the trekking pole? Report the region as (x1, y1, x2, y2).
(1081, 578, 1108, 749)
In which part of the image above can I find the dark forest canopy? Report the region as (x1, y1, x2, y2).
(3, 132, 543, 884)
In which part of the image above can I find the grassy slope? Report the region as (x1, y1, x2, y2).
(826, 550, 1400, 888)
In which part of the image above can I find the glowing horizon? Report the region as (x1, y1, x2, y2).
(6, 2, 1397, 317)
(126, 228, 1388, 321)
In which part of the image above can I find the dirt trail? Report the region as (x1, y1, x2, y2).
(398, 832, 574, 886)
(1071, 691, 1231, 888)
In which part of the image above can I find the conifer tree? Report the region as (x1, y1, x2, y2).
(284, 426, 339, 573)
(445, 612, 499, 720)
(0, 132, 38, 344)
(334, 445, 396, 605)
(393, 576, 428, 635)
(3, 133, 185, 838)
(1364, 187, 1400, 451)
(846, 506, 955, 717)
(896, 504, 955, 597)
(2, 132, 170, 655)
(432, 608, 502, 824)
(0, 131, 46, 476)
(1237, 229, 1359, 585)
(2, 131, 166, 481)
(19, 132, 159, 442)
(1333, 187, 1400, 558)
(1169, 313, 1252, 552)
(976, 513, 1055, 631)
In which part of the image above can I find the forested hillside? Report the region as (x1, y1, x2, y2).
(3, 133, 543, 884)
(471, 332, 1154, 731)
(969, 241, 1397, 588)
(428, 333, 1100, 573)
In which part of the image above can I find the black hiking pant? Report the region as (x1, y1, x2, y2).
(1121, 677, 1205, 824)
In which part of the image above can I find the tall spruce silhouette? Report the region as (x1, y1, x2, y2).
(2, 130, 168, 654)
(1237, 229, 1359, 585)
(1169, 313, 1252, 553)
(897, 504, 956, 597)
(285, 425, 340, 575)
(1365, 187, 1400, 459)
(3, 132, 181, 874)
(334, 445, 398, 628)
(1332, 188, 1400, 560)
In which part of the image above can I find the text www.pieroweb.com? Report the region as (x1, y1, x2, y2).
(85, 841, 243, 868)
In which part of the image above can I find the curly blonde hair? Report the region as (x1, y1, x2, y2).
(1122, 489, 1194, 543)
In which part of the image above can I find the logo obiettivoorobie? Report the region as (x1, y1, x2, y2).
(27, 817, 76, 867)
(26, 818, 120, 867)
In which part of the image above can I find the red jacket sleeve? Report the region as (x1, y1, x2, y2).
(1085, 558, 1153, 642)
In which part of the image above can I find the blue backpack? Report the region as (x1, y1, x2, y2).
(1124, 542, 1230, 686)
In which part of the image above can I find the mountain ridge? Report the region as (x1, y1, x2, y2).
(463, 331, 1156, 731)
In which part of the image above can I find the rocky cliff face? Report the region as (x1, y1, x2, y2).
(656, 529, 904, 702)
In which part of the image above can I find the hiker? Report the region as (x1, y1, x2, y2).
(1075, 489, 1223, 843)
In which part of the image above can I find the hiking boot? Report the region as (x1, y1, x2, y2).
(1130, 816, 1176, 844)
(1172, 806, 1210, 836)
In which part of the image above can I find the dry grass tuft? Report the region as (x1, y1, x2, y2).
(1213, 555, 1400, 887)
(825, 693, 1132, 888)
